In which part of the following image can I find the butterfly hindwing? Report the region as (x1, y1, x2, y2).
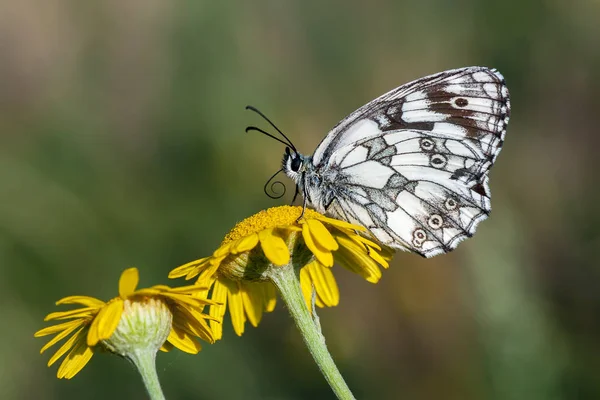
(324, 131, 488, 257)
(308, 66, 510, 257)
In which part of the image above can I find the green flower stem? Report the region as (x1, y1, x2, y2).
(270, 263, 356, 400)
(128, 349, 166, 400)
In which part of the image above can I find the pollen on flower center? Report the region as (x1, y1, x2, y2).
(222, 206, 322, 245)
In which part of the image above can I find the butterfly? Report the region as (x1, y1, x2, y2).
(246, 66, 510, 258)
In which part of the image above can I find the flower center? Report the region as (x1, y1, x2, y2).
(222, 206, 322, 244)
(103, 298, 173, 358)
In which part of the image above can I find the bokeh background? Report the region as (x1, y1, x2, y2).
(2, 1, 599, 399)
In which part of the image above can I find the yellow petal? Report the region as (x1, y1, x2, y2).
(213, 243, 232, 258)
(316, 215, 366, 231)
(56, 334, 94, 379)
(47, 326, 86, 367)
(302, 223, 334, 267)
(169, 257, 210, 279)
(169, 283, 212, 295)
(160, 341, 174, 352)
(87, 299, 123, 346)
(306, 219, 339, 251)
(38, 320, 85, 354)
(338, 253, 381, 283)
(340, 231, 382, 251)
(134, 288, 162, 297)
(166, 327, 202, 354)
(55, 296, 105, 308)
(240, 283, 263, 327)
(335, 231, 390, 268)
(335, 237, 382, 283)
(299, 267, 313, 311)
(44, 308, 97, 322)
(307, 262, 339, 307)
(262, 282, 277, 312)
(225, 280, 246, 336)
(315, 295, 325, 308)
(258, 228, 290, 265)
(209, 279, 228, 340)
(173, 307, 216, 344)
(195, 275, 217, 307)
(368, 248, 389, 268)
(231, 233, 259, 254)
(119, 268, 139, 298)
(36, 319, 81, 337)
(197, 259, 221, 282)
(157, 293, 204, 313)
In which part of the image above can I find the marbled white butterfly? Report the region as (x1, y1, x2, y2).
(247, 67, 510, 257)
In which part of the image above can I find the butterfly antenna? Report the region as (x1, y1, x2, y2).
(245, 105, 298, 153)
(263, 168, 287, 199)
(245, 126, 291, 148)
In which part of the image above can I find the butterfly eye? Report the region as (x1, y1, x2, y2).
(285, 147, 291, 155)
(291, 156, 301, 172)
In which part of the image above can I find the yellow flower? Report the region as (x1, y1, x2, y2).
(35, 268, 216, 379)
(169, 205, 392, 339)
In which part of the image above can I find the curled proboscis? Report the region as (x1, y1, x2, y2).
(264, 169, 287, 199)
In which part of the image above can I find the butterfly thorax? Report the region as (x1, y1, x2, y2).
(282, 150, 337, 213)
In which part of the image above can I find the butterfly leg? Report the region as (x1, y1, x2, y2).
(297, 193, 307, 221)
(291, 184, 300, 204)
(296, 172, 308, 221)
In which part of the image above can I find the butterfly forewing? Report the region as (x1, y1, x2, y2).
(307, 66, 510, 257)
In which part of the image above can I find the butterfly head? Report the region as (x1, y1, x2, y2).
(282, 146, 306, 183)
(245, 105, 307, 199)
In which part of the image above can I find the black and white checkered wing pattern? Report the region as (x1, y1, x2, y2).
(312, 67, 510, 257)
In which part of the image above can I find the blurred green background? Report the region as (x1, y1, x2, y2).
(2, 0, 599, 399)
